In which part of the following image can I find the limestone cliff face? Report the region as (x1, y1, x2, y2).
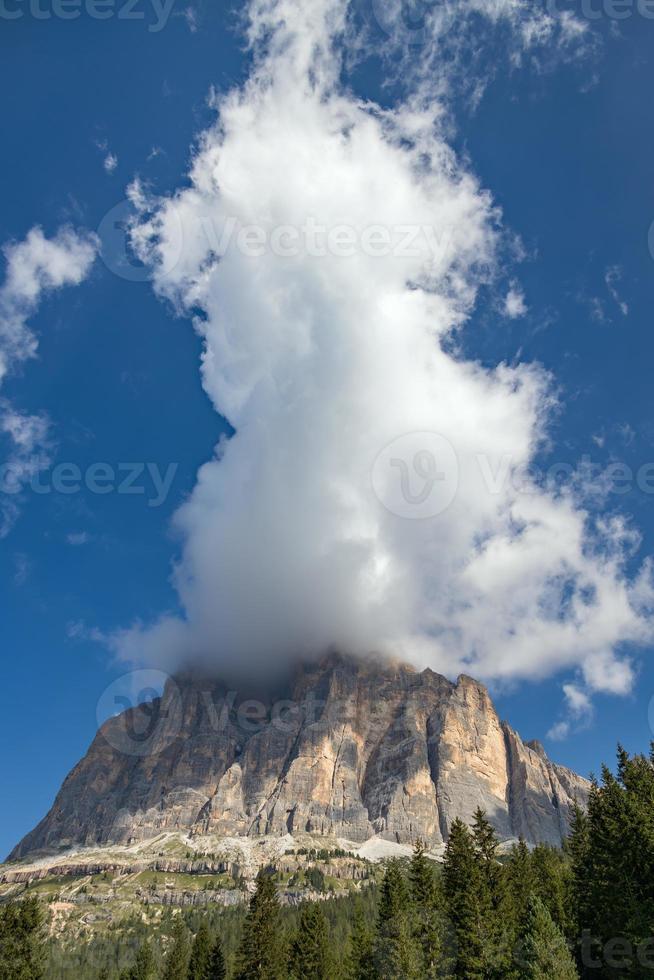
(10, 654, 589, 859)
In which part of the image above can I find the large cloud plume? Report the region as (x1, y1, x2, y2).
(113, 0, 652, 697)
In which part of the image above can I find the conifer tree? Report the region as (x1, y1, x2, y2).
(207, 936, 226, 980)
(471, 809, 507, 978)
(188, 921, 212, 980)
(472, 809, 500, 869)
(529, 845, 570, 934)
(374, 860, 422, 979)
(0, 897, 46, 980)
(565, 800, 591, 955)
(344, 903, 376, 980)
(122, 941, 156, 980)
(288, 902, 331, 979)
(234, 871, 286, 980)
(506, 838, 536, 927)
(568, 745, 654, 973)
(518, 896, 578, 979)
(443, 818, 487, 979)
(408, 839, 445, 977)
(409, 838, 436, 906)
(163, 918, 191, 980)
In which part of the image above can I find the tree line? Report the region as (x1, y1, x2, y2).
(2, 744, 654, 978)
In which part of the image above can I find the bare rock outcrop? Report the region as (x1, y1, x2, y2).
(10, 654, 589, 859)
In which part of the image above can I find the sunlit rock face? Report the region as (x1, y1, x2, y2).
(10, 653, 589, 859)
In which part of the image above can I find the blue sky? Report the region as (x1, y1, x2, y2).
(1, 1, 654, 859)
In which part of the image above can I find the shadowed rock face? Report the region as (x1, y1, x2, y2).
(10, 654, 589, 859)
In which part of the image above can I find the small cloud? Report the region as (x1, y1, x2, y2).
(13, 552, 31, 585)
(95, 139, 118, 175)
(547, 720, 570, 741)
(66, 619, 105, 643)
(181, 6, 198, 32)
(103, 153, 118, 175)
(616, 422, 635, 447)
(504, 285, 528, 319)
(66, 531, 90, 546)
(66, 620, 86, 640)
(547, 681, 594, 741)
(582, 651, 634, 696)
(563, 682, 592, 717)
(605, 265, 629, 317)
(588, 295, 607, 323)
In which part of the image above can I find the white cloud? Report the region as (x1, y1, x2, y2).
(103, 152, 118, 175)
(95, 139, 118, 175)
(588, 295, 607, 323)
(605, 265, 629, 317)
(0, 226, 97, 535)
(616, 422, 635, 447)
(360, 0, 593, 103)
(0, 226, 97, 376)
(66, 531, 90, 546)
(547, 720, 571, 742)
(547, 679, 595, 741)
(181, 6, 197, 32)
(585, 267, 629, 325)
(504, 286, 527, 319)
(109, 0, 652, 694)
(13, 552, 31, 586)
(563, 681, 592, 716)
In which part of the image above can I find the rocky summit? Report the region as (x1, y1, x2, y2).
(10, 653, 589, 860)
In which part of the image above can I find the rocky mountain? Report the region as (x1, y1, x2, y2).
(10, 653, 589, 859)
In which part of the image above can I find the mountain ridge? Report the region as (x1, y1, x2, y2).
(10, 653, 589, 860)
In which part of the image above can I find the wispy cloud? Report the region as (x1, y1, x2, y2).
(0, 226, 97, 535)
(95, 139, 118, 175)
(181, 6, 198, 32)
(504, 285, 528, 319)
(605, 265, 629, 317)
(13, 552, 31, 586)
(66, 531, 91, 546)
(548, 681, 595, 741)
(103, 152, 118, 175)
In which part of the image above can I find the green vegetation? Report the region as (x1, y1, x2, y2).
(162, 919, 190, 980)
(0, 895, 46, 979)
(3, 744, 654, 978)
(233, 872, 286, 980)
(288, 902, 331, 979)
